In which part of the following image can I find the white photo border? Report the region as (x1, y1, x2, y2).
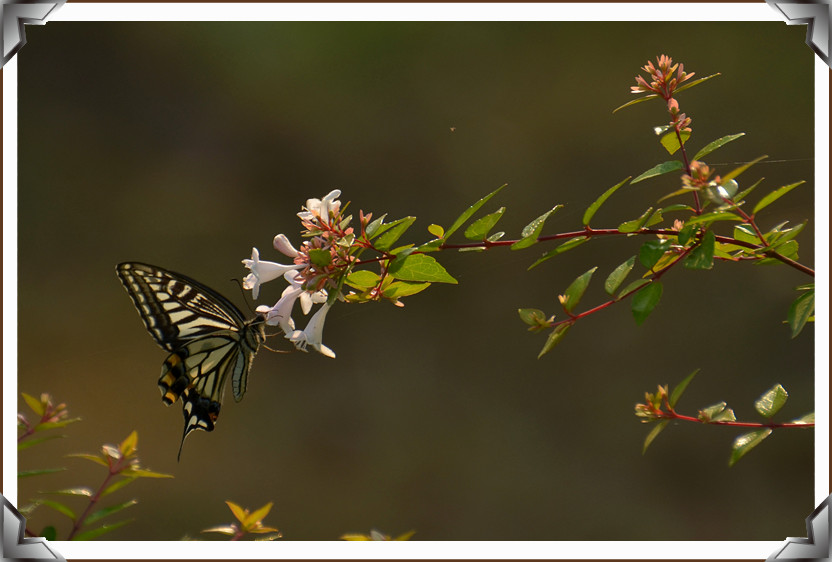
(3, 3, 828, 559)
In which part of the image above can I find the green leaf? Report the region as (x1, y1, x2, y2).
(659, 130, 690, 155)
(308, 248, 332, 268)
(631, 282, 662, 326)
(464, 207, 505, 240)
(684, 230, 715, 270)
(790, 412, 815, 425)
(657, 187, 694, 204)
(364, 213, 388, 238)
(788, 289, 815, 338)
(644, 208, 663, 228)
(202, 525, 238, 536)
(85, 500, 137, 526)
(767, 221, 807, 249)
(22, 393, 45, 416)
(528, 237, 589, 270)
(674, 72, 721, 95)
(427, 224, 444, 238)
(677, 223, 697, 246)
(46, 487, 92, 497)
(612, 93, 660, 114)
(660, 203, 694, 214)
(646, 252, 677, 276)
(34, 418, 81, 431)
(518, 308, 549, 327)
(71, 519, 132, 541)
(692, 133, 745, 161)
(67, 453, 109, 467)
(683, 211, 743, 226)
(711, 407, 737, 423)
(200, 525, 237, 536)
(639, 240, 671, 270)
(732, 177, 764, 203)
(123, 468, 174, 479)
(752, 181, 805, 215)
(388, 253, 457, 284)
(444, 184, 507, 240)
(513, 205, 562, 249)
(733, 224, 760, 245)
(17, 467, 66, 478)
(381, 281, 431, 299)
(374, 217, 416, 251)
(631, 162, 683, 185)
(118, 430, 138, 458)
(642, 420, 669, 454)
(698, 402, 733, 423)
(39, 499, 76, 520)
(618, 208, 654, 233)
(102, 477, 138, 497)
(755, 384, 788, 418)
(721, 155, 768, 182)
(617, 279, 650, 300)
(538, 323, 571, 358)
(561, 267, 597, 314)
(226, 501, 248, 523)
(582, 178, 629, 225)
(604, 256, 636, 296)
(669, 368, 699, 408)
(41, 526, 57, 541)
(18, 434, 66, 451)
(729, 429, 773, 467)
(243, 502, 274, 528)
(345, 270, 381, 290)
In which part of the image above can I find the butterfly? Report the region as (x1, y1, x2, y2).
(116, 262, 266, 459)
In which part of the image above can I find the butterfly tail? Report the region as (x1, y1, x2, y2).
(176, 388, 221, 461)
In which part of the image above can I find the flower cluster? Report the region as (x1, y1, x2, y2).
(634, 385, 669, 422)
(632, 55, 694, 135)
(681, 160, 717, 190)
(242, 190, 353, 359)
(631, 54, 694, 97)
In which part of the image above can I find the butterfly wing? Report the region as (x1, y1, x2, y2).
(115, 262, 247, 350)
(116, 262, 265, 458)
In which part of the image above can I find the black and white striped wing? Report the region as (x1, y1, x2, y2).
(116, 262, 247, 351)
(116, 262, 265, 459)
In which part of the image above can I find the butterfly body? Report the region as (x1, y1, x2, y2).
(116, 262, 266, 459)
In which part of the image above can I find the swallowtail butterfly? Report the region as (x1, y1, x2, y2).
(116, 262, 266, 459)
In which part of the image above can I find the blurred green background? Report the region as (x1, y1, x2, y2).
(16, 21, 815, 541)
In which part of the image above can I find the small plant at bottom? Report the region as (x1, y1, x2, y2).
(56, 431, 173, 539)
(18, 396, 173, 541)
(201, 501, 282, 541)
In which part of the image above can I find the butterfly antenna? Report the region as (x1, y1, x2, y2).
(263, 342, 292, 354)
(230, 277, 256, 315)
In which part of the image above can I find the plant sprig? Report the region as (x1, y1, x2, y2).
(635, 371, 814, 465)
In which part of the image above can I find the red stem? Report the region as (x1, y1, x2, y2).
(659, 410, 813, 429)
(66, 460, 122, 540)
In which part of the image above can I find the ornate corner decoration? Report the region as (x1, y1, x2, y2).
(0, 493, 65, 560)
(1, 0, 65, 68)
(767, 0, 832, 67)
(768, 494, 832, 561)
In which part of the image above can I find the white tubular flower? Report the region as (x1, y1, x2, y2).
(298, 189, 342, 222)
(273, 233, 300, 258)
(299, 287, 328, 315)
(255, 285, 301, 335)
(289, 301, 336, 358)
(241, 247, 299, 300)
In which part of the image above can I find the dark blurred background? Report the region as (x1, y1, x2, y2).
(16, 21, 815, 541)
